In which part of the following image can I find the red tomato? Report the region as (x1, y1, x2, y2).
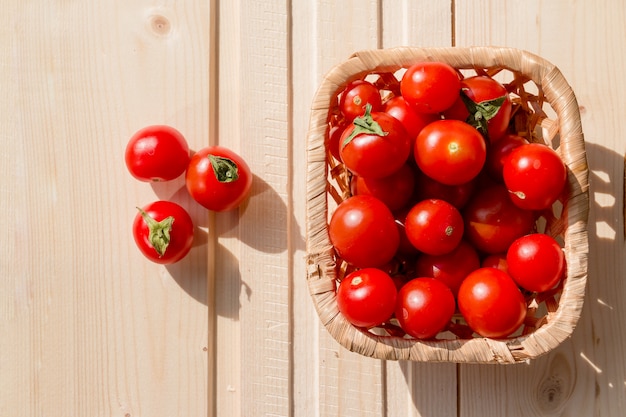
(485, 134, 529, 182)
(185, 146, 253, 212)
(506, 233, 566, 292)
(329, 195, 400, 268)
(503, 143, 567, 211)
(415, 240, 480, 297)
(384, 95, 439, 139)
(457, 268, 527, 338)
(339, 80, 383, 121)
(443, 75, 513, 142)
(395, 278, 456, 339)
(394, 208, 420, 257)
(351, 163, 416, 212)
(132, 201, 194, 264)
(326, 121, 346, 162)
(404, 199, 464, 256)
(481, 253, 509, 273)
(414, 169, 476, 209)
(125, 125, 190, 182)
(340, 106, 411, 179)
(336, 268, 398, 328)
(463, 184, 536, 254)
(414, 119, 487, 186)
(400, 61, 461, 114)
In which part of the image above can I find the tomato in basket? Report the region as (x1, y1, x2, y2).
(395, 277, 456, 340)
(339, 105, 411, 179)
(414, 119, 487, 186)
(350, 163, 416, 212)
(339, 80, 383, 122)
(457, 267, 527, 339)
(324, 59, 574, 343)
(328, 195, 400, 269)
(337, 267, 398, 329)
(503, 143, 567, 211)
(443, 75, 513, 143)
(404, 198, 464, 256)
(400, 61, 460, 114)
(463, 184, 536, 254)
(506, 233, 566, 293)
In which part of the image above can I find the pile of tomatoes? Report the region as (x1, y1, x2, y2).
(125, 125, 252, 264)
(327, 61, 568, 340)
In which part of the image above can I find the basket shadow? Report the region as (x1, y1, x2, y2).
(572, 141, 626, 380)
(392, 141, 623, 411)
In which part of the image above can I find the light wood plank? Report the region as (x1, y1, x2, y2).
(380, 2, 458, 416)
(1, 1, 209, 416)
(291, 1, 387, 416)
(381, 0, 453, 48)
(455, 1, 626, 416)
(214, 1, 292, 416)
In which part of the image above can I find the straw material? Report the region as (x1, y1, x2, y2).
(305, 47, 589, 364)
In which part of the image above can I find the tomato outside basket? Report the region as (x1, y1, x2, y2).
(305, 46, 589, 364)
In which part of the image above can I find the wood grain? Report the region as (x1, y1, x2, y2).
(2, 0, 625, 416)
(1, 1, 210, 416)
(292, 2, 386, 416)
(455, 1, 626, 416)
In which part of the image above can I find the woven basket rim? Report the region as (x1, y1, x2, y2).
(305, 46, 590, 364)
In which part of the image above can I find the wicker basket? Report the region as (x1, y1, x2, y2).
(305, 46, 589, 364)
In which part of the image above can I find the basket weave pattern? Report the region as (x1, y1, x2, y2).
(305, 47, 589, 363)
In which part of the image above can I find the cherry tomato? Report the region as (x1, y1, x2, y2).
(414, 169, 476, 209)
(506, 233, 566, 292)
(395, 278, 456, 339)
(125, 125, 190, 182)
(132, 201, 194, 264)
(327, 121, 348, 162)
(457, 267, 527, 338)
(339, 80, 383, 121)
(328, 195, 400, 268)
(404, 199, 464, 256)
(394, 208, 420, 257)
(443, 75, 512, 142)
(415, 240, 480, 297)
(185, 146, 253, 212)
(481, 253, 509, 273)
(485, 134, 529, 182)
(350, 163, 416, 212)
(340, 106, 411, 179)
(414, 119, 487, 186)
(384, 95, 439, 140)
(400, 61, 461, 114)
(463, 184, 536, 254)
(336, 268, 398, 328)
(503, 143, 567, 211)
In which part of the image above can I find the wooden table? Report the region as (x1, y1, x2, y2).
(2, 1, 624, 416)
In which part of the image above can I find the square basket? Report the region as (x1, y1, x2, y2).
(305, 46, 589, 364)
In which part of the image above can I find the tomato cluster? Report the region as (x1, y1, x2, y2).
(125, 125, 252, 264)
(327, 62, 568, 340)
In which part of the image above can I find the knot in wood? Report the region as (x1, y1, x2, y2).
(537, 374, 566, 412)
(149, 15, 171, 36)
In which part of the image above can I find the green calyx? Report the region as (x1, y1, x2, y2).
(138, 208, 174, 257)
(342, 103, 388, 148)
(209, 154, 239, 183)
(460, 88, 506, 141)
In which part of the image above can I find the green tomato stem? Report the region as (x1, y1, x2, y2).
(209, 154, 239, 183)
(342, 103, 388, 148)
(137, 207, 174, 257)
(460, 88, 506, 141)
